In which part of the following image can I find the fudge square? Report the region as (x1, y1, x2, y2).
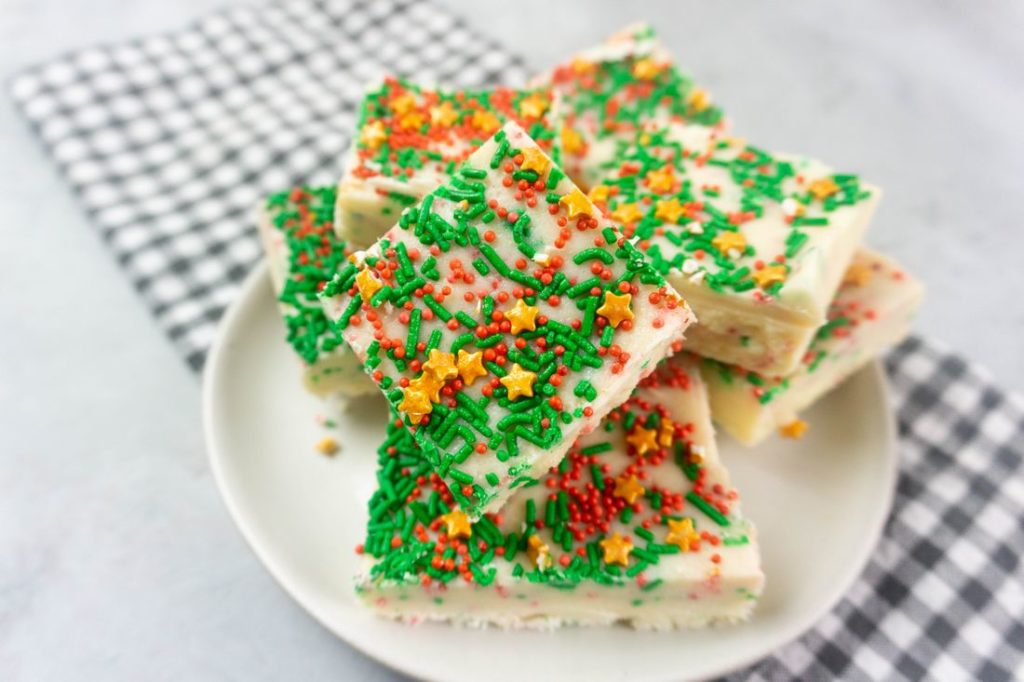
(336, 77, 556, 249)
(257, 185, 374, 398)
(701, 250, 923, 446)
(356, 355, 763, 629)
(532, 23, 724, 190)
(589, 123, 881, 377)
(322, 122, 694, 518)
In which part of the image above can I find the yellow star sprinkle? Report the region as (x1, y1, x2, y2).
(456, 349, 487, 386)
(408, 372, 442, 403)
(751, 265, 788, 289)
(398, 110, 425, 130)
(657, 419, 675, 447)
(596, 291, 634, 328)
(626, 425, 658, 456)
(519, 147, 549, 176)
(561, 125, 584, 155)
(315, 437, 339, 456)
(613, 474, 646, 504)
(559, 188, 592, 219)
(389, 93, 416, 115)
(687, 88, 711, 112)
(506, 298, 540, 334)
(355, 267, 383, 302)
(398, 387, 432, 425)
(499, 363, 536, 400)
(422, 349, 458, 382)
(440, 510, 472, 539)
(645, 166, 675, 194)
(430, 101, 459, 127)
(359, 120, 387, 150)
(632, 58, 661, 80)
(571, 58, 594, 75)
(780, 419, 810, 439)
(610, 202, 644, 225)
(471, 109, 500, 134)
(518, 93, 548, 119)
(809, 178, 840, 201)
(654, 198, 686, 224)
(600, 532, 633, 567)
(526, 535, 552, 568)
(666, 518, 700, 552)
(588, 185, 611, 204)
(711, 231, 748, 256)
(842, 262, 874, 287)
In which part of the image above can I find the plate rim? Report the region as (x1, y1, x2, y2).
(203, 261, 900, 682)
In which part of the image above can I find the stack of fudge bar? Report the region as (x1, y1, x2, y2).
(257, 23, 922, 629)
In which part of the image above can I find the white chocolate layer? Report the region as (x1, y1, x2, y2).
(701, 250, 923, 445)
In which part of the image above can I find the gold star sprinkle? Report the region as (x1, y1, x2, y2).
(398, 388, 432, 424)
(599, 532, 633, 566)
(471, 109, 500, 134)
(559, 188, 592, 219)
(780, 419, 810, 439)
(571, 58, 595, 75)
(596, 291, 634, 328)
(519, 147, 549, 177)
(645, 166, 675, 194)
(397, 111, 425, 131)
(389, 93, 416, 115)
(610, 202, 644, 225)
(752, 265, 788, 289)
(518, 93, 548, 119)
(712, 231, 747, 256)
(440, 510, 472, 539)
(626, 426, 658, 456)
(355, 267, 383, 302)
(315, 437, 339, 456)
(654, 198, 686, 224)
(408, 372, 442, 402)
(499, 363, 536, 400)
(842, 263, 874, 287)
(526, 535, 552, 568)
(588, 185, 611, 204)
(429, 101, 459, 127)
(613, 474, 646, 504)
(632, 58, 661, 80)
(359, 120, 387, 150)
(561, 126, 584, 155)
(657, 419, 675, 447)
(506, 298, 540, 334)
(456, 349, 487, 386)
(809, 178, 840, 201)
(687, 88, 710, 112)
(666, 518, 700, 552)
(422, 349, 458, 382)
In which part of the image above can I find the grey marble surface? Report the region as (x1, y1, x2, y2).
(1, 1, 1021, 680)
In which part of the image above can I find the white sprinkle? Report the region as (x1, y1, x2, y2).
(782, 198, 799, 217)
(681, 258, 700, 275)
(688, 270, 706, 285)
(686, 221, 704, 235)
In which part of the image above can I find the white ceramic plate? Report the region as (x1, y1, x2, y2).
(204, 263, 898, 682)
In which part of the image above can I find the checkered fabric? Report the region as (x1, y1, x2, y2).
(10, 2, 1023, 680)
(8, 0, 527, 369)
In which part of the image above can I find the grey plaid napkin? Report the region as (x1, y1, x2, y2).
(10, 1, 1023, 679)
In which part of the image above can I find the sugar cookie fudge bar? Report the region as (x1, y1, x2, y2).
(356, 355, 763, 629)
(258, 186, 374, 397)
(533, 23, 724, 190)
(701, 250, 923, 445)
(590, 124, 880, 376)
(336, 77, 556, 248)
(322, 122, 694, 518)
